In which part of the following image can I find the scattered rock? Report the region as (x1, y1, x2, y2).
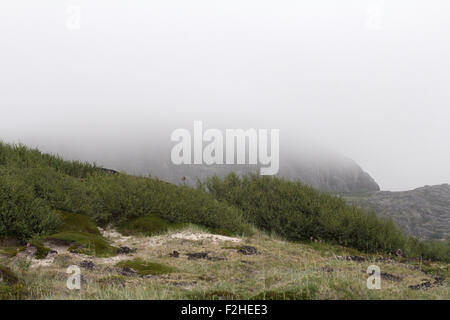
(169, 251, 180, 258)
(408, 277, 445, 291)
(199, 274, 217, 281)
(187, 252, 209, 260)
(322, 267, 334, 273)
(374, 257, 395, 263)
(395, 249, 405, 257)
(364, 270, 402, 282)
(23, 245, 38, 258)
(104, 266, 115, 273)
(186, 252, 225, 261)
(434, 276, 445, 285)
(117, 246, 137, 255)
(237, 246, 258, 255)
(79, 260, 95, 271)
(207, 256, 225, 262)
(337, 255, 366, 262)
(121, 267, 138, 277)
(381, 272, 402, 282)
(409, 281, 433, 290)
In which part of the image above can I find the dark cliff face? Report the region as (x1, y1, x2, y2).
(277, 153, 380, 193)
(346, 184, 450, 241)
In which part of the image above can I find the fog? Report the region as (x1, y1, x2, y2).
(1, 1, 449, 191)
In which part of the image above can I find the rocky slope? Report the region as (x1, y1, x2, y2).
(345, 184, 450, 241)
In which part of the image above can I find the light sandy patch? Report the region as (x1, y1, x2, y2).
(43, 241, 69, 254)
(101, 227, 242, 249)
(99, 227, 132, 245)
(30, 252, 58, 269)
(139, 231, 242, 248)
(169, 231, 241, 243)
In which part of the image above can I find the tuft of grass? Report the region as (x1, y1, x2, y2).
(0, 283, 27, 300)
(251, 286, 319, 300)
(97, 275, 127, 288)
(117, 215, 186, 237)
(45, 232, 117, 257)
(0, 247, 19, 258)
(28, 241, 53, 259)
(418, 263, 449, 280)
(187, 290, 240, 300)
(38, 212, 117, 257)
(0, 265, 19, 284)
(116, 258, 176, 276)
(0, 265, 27, 300)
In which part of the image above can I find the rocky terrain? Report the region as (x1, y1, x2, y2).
(345, 184, 450, 241)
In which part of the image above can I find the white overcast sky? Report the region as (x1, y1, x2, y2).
(0, 0, 449, 191)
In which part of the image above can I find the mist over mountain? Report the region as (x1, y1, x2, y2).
(151, 151, 381, 194)
(27, 139, 380, 194)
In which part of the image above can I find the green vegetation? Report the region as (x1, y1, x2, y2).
(117, 215, 186, 236)
(56, 211, 101, 235)
(116, 258, 176, 276)
(41, 211, 117, 257)
(28, 241, 54, 259)
(0, 142, 251, 247)
(0, 142, 448, 262)
(0, 265, 26, 300)
(47, 232, 117, 257)
(0, 247, 19, 258)
(0, 169, 60, 242)
(203, 173, 450, 261)
(0, 265, 19, 284)
(251, 285, 319, 300)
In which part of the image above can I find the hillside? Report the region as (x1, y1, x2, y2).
(1, 223, 448, 300)
(345, 185, 450, 241)
(88, 144, 380, 194)
(0, 142, 449, 300)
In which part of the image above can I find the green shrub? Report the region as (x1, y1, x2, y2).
(203, 173, 450, 261)
(0, 142, 252, 245)
(115, 258, 176, 276)
(38, 212, 117, 257)
(203, 173, 406, 254)
(0, 171, 60, 242)
(117, 215, 186, 236)
(43, 231, 117, 257)
(0, 266, 27, 299)
(0, 266, 19, 284)
(1, 142, 448, 262)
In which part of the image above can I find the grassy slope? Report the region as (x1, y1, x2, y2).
(1, 226, 448, 300)
(0, 142, 252, 242)
(0, 142, 448, 299)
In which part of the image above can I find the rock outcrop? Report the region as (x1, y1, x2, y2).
(346, 184, 450, 241)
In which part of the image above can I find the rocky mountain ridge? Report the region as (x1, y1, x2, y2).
(345, 184, 450, 241)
